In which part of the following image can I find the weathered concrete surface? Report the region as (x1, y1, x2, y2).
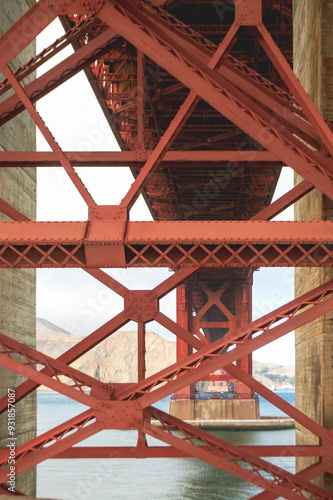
(0, 0, 36, 496)
(170, 398, 260, 421)
(293, 0, 333, 492)
(153, 417, 294, 430)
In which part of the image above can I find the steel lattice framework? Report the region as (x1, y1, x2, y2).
(0, 0, 333, 498)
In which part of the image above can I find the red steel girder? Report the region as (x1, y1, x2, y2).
(51, 445, 322, 459)
(99, 1, 333, 200)
(250, 462, 329, 500)
(1, 277, 330, 493)
(0, 402, 328, 500)
(225, 364, 325, 439)
(0, 310, 128, 417)
(144, 408, 331, 500)
(0, 0, 57, 72)
(256, 24, 333, 157)
(0, 28, 118, 127)
(0, 1, 332, 498)
(0, 333, 109, 407)
(143, 2, 298, 112)
(117, 0, 314, 142)
(0, 199, 30, 222)
(0, 271, 331, 495)
(113, 278, 333, 404)
(0, 410, 98, 484)
(135, 292, 333, 405)
(0, 15, 97, 98)
(251, 180, 314, 221)
(119, 21, 239, 211)
(0, 220, 332, 268)
(3, 65, 96, 208)
(137, 1, 318, 148)
(0, 150, 281, 168)
(0, 266, 197, 416)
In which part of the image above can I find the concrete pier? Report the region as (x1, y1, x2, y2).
(170, 398, 260, 422)
(153, 417, 294, 431)
(293, 0, 333, 492)
(0, 1, 36, 496)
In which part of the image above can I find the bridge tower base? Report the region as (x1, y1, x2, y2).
(170, 271, 260, 422)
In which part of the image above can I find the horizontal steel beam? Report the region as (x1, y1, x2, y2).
(50, 445, 322, 459)
(0, 150, 280, 167)
(0, 220, 332, 268)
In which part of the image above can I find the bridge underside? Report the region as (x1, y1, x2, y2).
(0, 0, 333, 498)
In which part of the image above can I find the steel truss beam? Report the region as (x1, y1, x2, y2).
(0, 15, 97, 98)
(3, 66, 95, 208)
(99, 1, 333, 201)
(0, 0, 332, 498)
(0, 400, 328, 500)
(144, 408, 330, 500)
(0, 150, 280, 167)
(0, 0, 57, 72)
(49, 445, 323, 459)
(0, 266, 197, 416)
(0, 28, 118, 128)
(0, 410, 98, 485)
(119, 20, 239, 211)
(1, 276, 332, 495)
(139, 2, 317, 143)
(113, 278, 333, 405)
(0, 220, 332, 268)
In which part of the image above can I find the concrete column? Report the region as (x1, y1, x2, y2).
(293, 0, 333, 491)
(0, 1, 36, 496)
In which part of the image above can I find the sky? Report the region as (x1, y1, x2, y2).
(36, 19, 295, 366)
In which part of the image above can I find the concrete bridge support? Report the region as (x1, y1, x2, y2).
(294, 0, 333, 492)
(0, 1, 36, 496)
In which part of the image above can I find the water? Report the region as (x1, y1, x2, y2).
(37, 391, 295, 500)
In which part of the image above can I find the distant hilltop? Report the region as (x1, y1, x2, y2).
(36, 318, 295, 390)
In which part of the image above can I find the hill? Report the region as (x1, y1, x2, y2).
(36, 318, 176, 383)
(36, 318, 295, 389)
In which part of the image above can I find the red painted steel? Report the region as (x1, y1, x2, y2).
(99, 1, 333, 200)
(0, 0, 57, 72)
(3, 66, 96, 207)
(0, 0, 332, 497)
(144, 408, 330, 499)
(0, 150, 283, 167)
(50, 445, 322, 459)
(0, 28, 118, 127)
(0, 220, 333, 268)
(113, 280, 333, 406)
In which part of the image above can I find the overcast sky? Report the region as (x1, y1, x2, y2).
(36, 19, 295, 366)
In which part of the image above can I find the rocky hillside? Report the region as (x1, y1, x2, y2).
(36, 318, 295, 389)
(253, 361, 295, 389)
(37, 318, 176, 383)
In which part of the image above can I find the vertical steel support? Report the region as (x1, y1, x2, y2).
(136, 50, 144, 148)
(235, 281, 253, 398)
(175, 285, 194, 398)
(138, 322, 146, 382)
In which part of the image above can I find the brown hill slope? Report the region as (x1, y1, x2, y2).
(36, 319, 294, 388)
(37, 318, 176, 383)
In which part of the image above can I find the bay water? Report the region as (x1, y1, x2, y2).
(37, 390, 295, 499)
